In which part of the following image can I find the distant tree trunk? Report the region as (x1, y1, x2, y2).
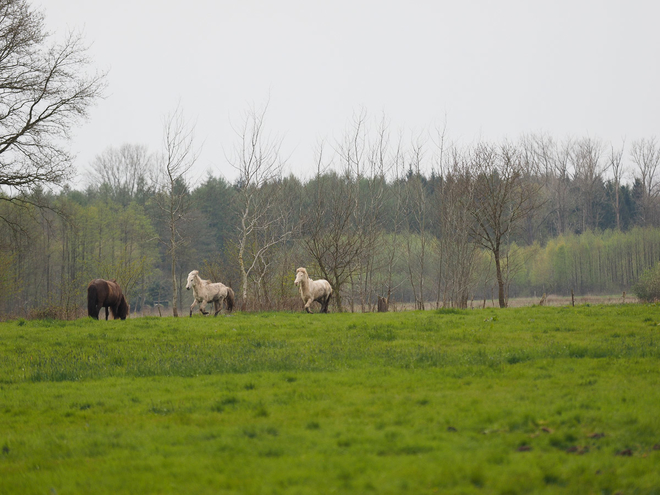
(494, 248, 506, 308)
(238, 247, 249, 311)
(171, 238, 178, 317)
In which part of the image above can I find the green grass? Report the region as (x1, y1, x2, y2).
(1, 305, 660, 494)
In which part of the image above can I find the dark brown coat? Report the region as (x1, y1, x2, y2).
(87, 279, 129, 320)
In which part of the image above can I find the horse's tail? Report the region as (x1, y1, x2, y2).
(87, 282, 99, 319)
(226, 288, 235, 313)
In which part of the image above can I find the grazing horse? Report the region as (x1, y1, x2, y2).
(87, 279, 129, 320)
(294, 267, 332, 313)
(186, 270, 235, 316)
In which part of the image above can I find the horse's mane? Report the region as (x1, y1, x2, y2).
(190, 270, 217, 289)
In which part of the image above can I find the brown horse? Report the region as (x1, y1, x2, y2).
(87, 279, 129, 320)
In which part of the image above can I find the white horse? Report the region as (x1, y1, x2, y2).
(294, 267, 332, 313)
(186, 270, 235, 316)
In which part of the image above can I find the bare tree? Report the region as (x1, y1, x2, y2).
(546, 138, 573, 236)
(341, 112, 388, 312)
(403, 138, 430, 310)
(303, 150, 361, 311)
(571, 137, 606, 232)
(435, 146, 480, 308)
(373, 130, 406, 310)
(608, 140, 626, 230)
(0, 0, 105, 199)
(87, 144, 155, 205)
(228, 103, 291, 309)
(302, 113, 385, 312)
(631, 137, 660, 226)
(153, 107, 199, 317)
(464, 143, 543, 308)
(358, 116, 395, 311)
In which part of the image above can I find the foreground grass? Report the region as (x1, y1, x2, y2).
(1, 305, 660, 494)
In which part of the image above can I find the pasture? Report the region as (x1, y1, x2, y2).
(1, 306, 660, 494)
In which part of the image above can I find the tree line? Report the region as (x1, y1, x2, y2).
(2, 113, 660, 317)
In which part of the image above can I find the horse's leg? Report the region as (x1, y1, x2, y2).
(304, 298, 314, 314)
(105, 306, 109, 320)
(109, 301, 121, 319)
(190, 299, 199, 317)
(199, 300, 209, 315)
(213, 298, 222, 317)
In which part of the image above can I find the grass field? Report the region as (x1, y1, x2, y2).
(1, 305, 660, 494)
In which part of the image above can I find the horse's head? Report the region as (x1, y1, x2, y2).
(117, 295, 130, 320)
(294, 267, 307, 286)
(186, 270, 199, 290)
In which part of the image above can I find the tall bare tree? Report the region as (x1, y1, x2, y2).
(464, 143, 543, 308)
(571, 137, 606, 232)
(546, 138, 573, 236)
(154, 107, 198, 317)
(356, 116, 393, 311)
(87, 144, 155, 205)
(229, 103, 291, 309)
(0, 0, 105, 201)
(435, 147, 480, 308)
(631, 137, 660, 226)
(302, 113, 385, 311)
(608, 141, 626, 230)
(403, 138, 431, 310)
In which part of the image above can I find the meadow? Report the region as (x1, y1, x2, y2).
(1, 305, 660, 494)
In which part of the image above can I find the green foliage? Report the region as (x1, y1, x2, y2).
(1, 307, 660, 493)
(633, 262, 660, 302)
(513, 227, 660, 296)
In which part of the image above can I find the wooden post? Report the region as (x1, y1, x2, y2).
(622, 291, 626, 304)
(571, 289, 575, 307)
(377, 296, 389, 313)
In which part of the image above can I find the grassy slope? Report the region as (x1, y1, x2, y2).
(1, 306, 660, 494)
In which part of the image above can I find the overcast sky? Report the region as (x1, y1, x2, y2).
(40, 0, 660, 185)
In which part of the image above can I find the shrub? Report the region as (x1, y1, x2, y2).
(633, 263, 660, 302)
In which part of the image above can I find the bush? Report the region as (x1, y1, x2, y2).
(633, 263, 660, 302)
(27, 305, 85, 321)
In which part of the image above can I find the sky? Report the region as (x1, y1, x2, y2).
(40, 0, 660, 186)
